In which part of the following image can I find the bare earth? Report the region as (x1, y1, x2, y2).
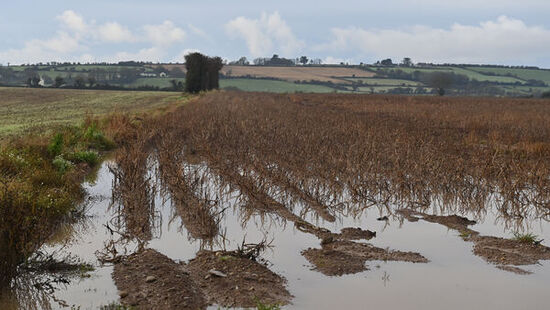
(113, 249, 291, 309)
(302, 240, 428, 276)
(113, 249, 207, 310)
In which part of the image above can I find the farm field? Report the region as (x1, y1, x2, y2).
(373, 66, 526, 83)
(159, 64, 376, 83)
(220, 78, 335, 93)
(126, 77, 186, 88)
(466, 66, 550, 84)
(0, 87, 187, 137)
(220, 65, 376, 83)
(3, 90, 550, 309)
(345, 77, 424, 86)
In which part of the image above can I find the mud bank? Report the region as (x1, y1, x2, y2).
(302, 240, 428, 276)
(113, 249, 207, 309)
(113, 249, 291, 309)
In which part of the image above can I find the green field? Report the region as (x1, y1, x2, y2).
(466, 67, 550, 84)
(0, 87, 187, 137)
(371, 66, 525, 84)
(345, 78, 423, 86)
(220, 78, 335, 93)
(499, 85, 550, 95)
(127, 77, 186, 88)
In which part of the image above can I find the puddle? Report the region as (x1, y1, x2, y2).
(3, 161, 550, 310)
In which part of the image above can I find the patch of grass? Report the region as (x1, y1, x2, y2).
(47, 133, 64, 156)
(99, 302, 134, 310)
(459, 230, 471, 239)
(68, 151, 99, 166)
(52, 155, 73, 174)
(255, 298, 281, 310)
(512, 232, 540, 244)
(83, 121, 116, 151)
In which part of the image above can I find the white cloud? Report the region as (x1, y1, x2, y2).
(143, 21, 186, 46)
(98, 22, 136, 43)
(0, 10, 193, 64)
(0, 31, 84, 64)
(57, 10, 88, 34)
(113, 47, 164, 62)
(317, 16, 550, 64)
(225, 12, 304, 57)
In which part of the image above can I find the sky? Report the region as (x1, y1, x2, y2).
(1, 0, 550, 67)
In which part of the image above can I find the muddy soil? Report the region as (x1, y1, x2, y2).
(186, 251, 292, 308)
(398, 209, 550, 274)
(470, 235, 550, 266)
(339, 227, 377, 240)
(113, 249, 206, 309)
(302, 240, 428, 276)
(113, 249, 291, 309)
(397, 209, 476, 230)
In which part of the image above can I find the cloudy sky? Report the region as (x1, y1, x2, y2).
(1, 0, 550, 67)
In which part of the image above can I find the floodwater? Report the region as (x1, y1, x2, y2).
(4, 161, 550, 310)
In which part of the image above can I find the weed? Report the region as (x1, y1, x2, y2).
(513, 232, 540, 244)
(219, 255, 236, 262)
(99, 302, 134, 310)
(255, 298, 281, 310)
(47, 133, 64, 156)
(459, 230, 471, 239)
(69, 151, 99, 166)
(84, 122, 115, 150)
(52, 155, 73, 174)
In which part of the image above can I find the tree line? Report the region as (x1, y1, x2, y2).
(184, 53, 223, 93)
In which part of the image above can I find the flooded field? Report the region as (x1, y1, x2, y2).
(2, 92, 550, 309)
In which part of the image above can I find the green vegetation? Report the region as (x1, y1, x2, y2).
(255, 299, 281, 310)
(512, 232, 541, 244)
(221, 78, 335, 93)
(98, 302, 135, 310)
(128, 77, 185, 88)
(345, 77, 423, 86)
(0, 120, 115, 286)
(0, 87, 188, 137)
(68, 151, 99, 166)
(467, 66, 550, 84)
(373, 66, 525, 84)
(3, 61, 550, 97)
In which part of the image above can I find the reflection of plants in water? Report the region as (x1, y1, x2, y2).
(105, 92, 550, 253)
(382, 271, 390, 287)
(109, 145, 159, 243)
(1, 249, 94, 310)
(163, 92, 550, 231)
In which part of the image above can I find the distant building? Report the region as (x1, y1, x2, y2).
(139, 72, 157, 77)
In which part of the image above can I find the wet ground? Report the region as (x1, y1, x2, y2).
(3, 161, 550, 310)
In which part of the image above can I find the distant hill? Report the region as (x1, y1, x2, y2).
(1, 62, 549, 97)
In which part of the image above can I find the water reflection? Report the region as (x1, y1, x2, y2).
(2, 148, 550, 308)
